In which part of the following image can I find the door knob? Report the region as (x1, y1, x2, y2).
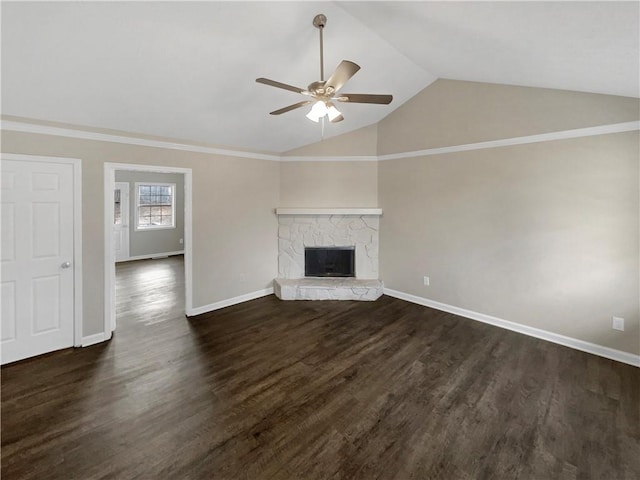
(61, 261, 71, 269)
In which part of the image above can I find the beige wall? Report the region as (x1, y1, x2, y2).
(1, 130, 279, 337)
(114, 171, 185, 258)
(279, 161, 378, 208)
(279, 124, 379, 208)
(283, 124, 378, 157)
(378, 132, 639, 354)
(378, 79, 640, 155)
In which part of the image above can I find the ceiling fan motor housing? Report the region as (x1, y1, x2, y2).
(313, 14, 327, 29)
(307, 80, 335, 98)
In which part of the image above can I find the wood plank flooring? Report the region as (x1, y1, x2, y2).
(2, 255, 639, 479)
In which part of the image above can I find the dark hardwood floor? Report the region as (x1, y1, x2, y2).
(2, 255, 639, 479)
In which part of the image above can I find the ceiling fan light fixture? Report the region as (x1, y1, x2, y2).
(326, 103, 341, 121)
(306, 100, 328, 122)
(305, 111, 320, 123)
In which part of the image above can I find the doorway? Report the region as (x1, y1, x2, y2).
(104, 163, 193, 337)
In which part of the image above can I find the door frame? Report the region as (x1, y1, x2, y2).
(103, 163, 193, 336)
(1, 153, 83, 347)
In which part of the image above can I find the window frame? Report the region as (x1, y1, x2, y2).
(134, 182, 177, 231)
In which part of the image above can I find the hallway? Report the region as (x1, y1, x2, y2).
(115, 254, 185, 331)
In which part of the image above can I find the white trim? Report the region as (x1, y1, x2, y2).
(82, 332, 107, 347)
(187, 288, 274, 317)
(184, 172, 193, 319)
(104, 163, 194, 338)
(1, 120, 281, 162)
(104, 165, 116, 336)
(1, 153, 84, 348)
(72, 158, 83, 348)
(378, 121, 640, 161)
(280, 155, 378, 162)
(4, 120, 638, 164)
(104, 162, 195, 175)
(384, 288, 640, 368)
(276, 208, 382, 216)
(117, 251, 185, 263)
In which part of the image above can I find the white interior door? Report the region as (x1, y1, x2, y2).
(113, 182, 129, 262)
(1, 159, 75, 364)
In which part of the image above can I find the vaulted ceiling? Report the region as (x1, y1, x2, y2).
(2, 1, 638, 153)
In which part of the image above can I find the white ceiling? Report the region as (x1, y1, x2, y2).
(2, 1, 638, 153)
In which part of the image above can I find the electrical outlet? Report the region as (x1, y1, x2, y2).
(423, 276, 430, 286)
(179, 238, 184, 245)
(612, 317, 624, 331)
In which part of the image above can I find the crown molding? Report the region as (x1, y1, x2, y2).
(2, 119, 638, 163)
(0, 120, 281, 162)
(377, 121, 640, 161)
(280, 155, 378, 162)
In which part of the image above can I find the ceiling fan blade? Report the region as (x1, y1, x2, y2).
(256, 78, 306, 95)
(337, 93, 393, 105)
(330, 114, 344, 123)
(324, 60, 360, 93)
(269, 101, 313, 115)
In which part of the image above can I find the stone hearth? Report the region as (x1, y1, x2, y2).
(274, 278, 383, 301)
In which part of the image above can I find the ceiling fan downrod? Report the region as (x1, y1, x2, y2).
(313, 14, 327, 81)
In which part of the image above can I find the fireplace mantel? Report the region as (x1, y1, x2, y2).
(276, 208, 382, 216)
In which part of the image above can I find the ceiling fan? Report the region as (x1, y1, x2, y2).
(256, 13, 393, 124)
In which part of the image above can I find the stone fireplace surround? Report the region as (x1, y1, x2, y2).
(275, 208, 383, 301)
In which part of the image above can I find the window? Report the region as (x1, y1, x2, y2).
(135, 182, 176, 230)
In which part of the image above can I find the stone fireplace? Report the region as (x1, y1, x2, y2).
(274, 208, 383, 300)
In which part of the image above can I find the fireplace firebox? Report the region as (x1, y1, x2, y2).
(305, 246, 355, 277)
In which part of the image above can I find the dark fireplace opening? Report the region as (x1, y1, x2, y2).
(305, 246, 355, 277)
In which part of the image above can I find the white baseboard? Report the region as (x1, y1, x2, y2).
(187, 287, 274, 316)
(82, 332, 108, 347)
(384, 288, 640, 368)
(117, 250, 184, 262)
